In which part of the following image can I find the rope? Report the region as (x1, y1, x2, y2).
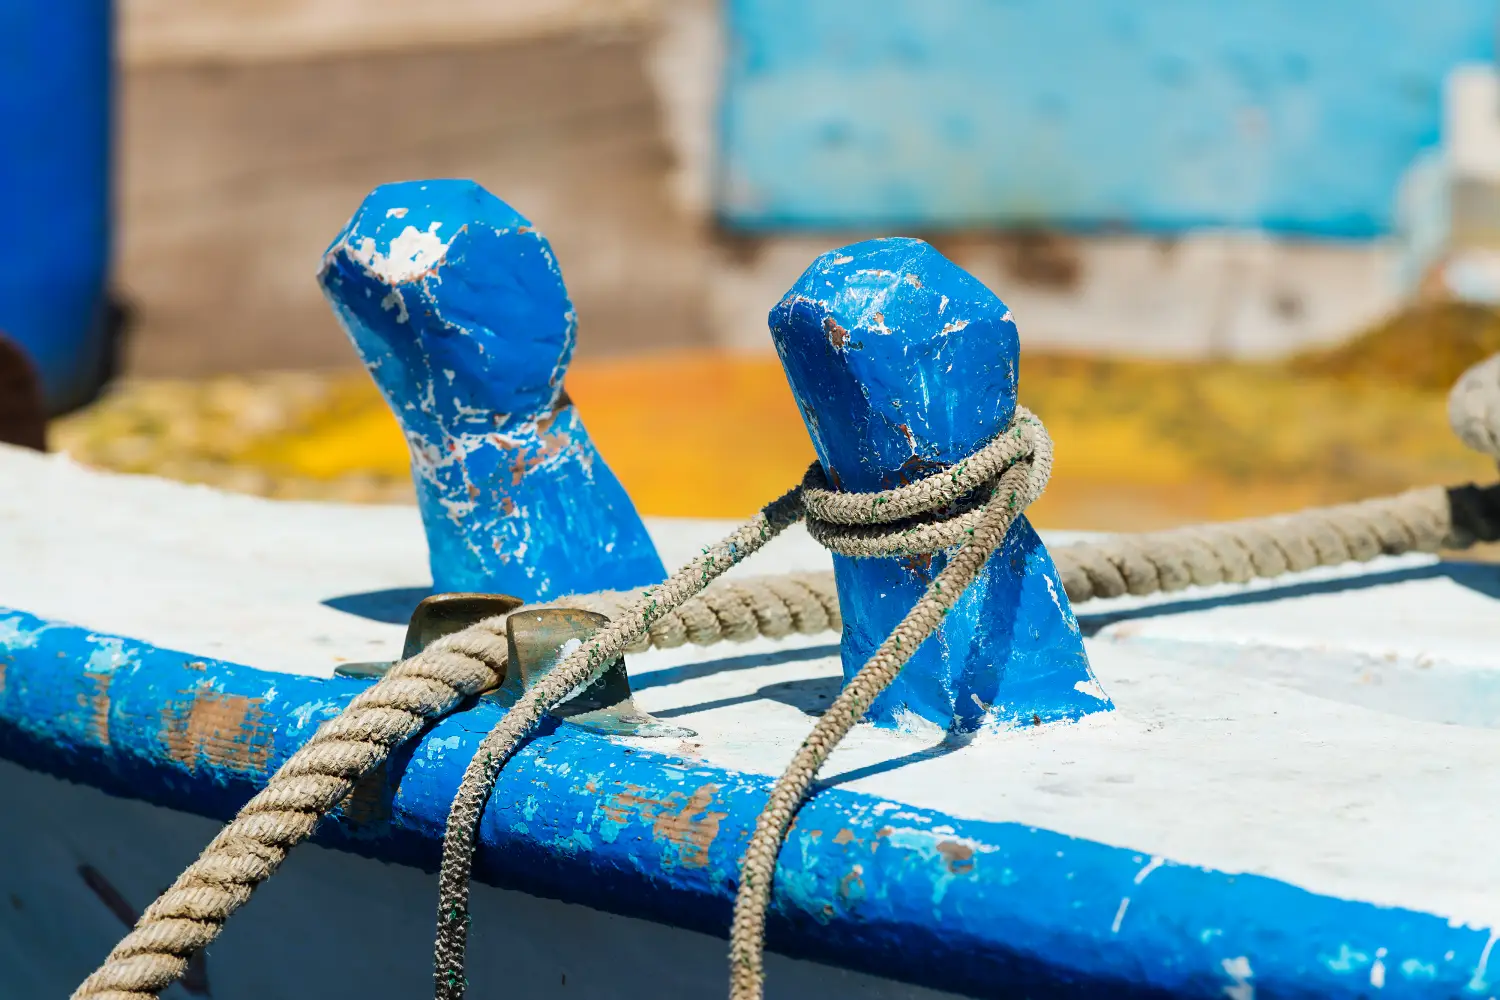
(70, 626, 514, 1000)
(546, 570, 840, 652)
(76, 352, 1500, 1000)
(1049, 486, 1453, 602)
(728, 414, 1050, 1000)
(69, 569, 838, 1000)
(427, 408, 1051, 1000)
(1450, 353, 1500, 464)
(537, 482, 1478, 635)
(432, 487, 810, 999)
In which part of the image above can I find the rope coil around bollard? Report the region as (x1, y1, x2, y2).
(74, 363, 1500, 1000)
(433, 406, 1051, 1000)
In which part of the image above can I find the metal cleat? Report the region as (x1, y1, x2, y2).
(494, 608, 694, 739)
(334, 592, 523, 681)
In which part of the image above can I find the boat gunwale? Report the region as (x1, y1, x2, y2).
(0, 605, 1493, 999)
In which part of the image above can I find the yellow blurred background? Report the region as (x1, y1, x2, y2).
(51, 303, 1500, 531)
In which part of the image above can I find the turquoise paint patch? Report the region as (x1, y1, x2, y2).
(1323, 942, 1373, 974)
(0, 615, 46, 650)
(1400, 957, 1438, 980)
(82, 635, 135, 673)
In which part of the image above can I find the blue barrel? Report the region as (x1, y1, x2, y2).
(0, 2, 113, 413)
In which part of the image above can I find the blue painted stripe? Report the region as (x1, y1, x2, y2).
(0, 607, 1493, 997)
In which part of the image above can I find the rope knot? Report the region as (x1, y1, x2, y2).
(800, 405, 1053, 558)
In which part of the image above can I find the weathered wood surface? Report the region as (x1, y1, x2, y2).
(116, 31, 710, 378)
(119, 0, 652, 66)
(320, 180, 665, 599)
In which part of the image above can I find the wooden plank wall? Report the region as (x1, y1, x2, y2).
(116, 1, 714, 376)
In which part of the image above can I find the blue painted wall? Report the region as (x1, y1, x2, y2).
(718, 0, 1498, 237)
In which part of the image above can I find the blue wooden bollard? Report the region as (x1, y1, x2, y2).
(769, 238, 1112, 732)
(319, 180, 666, 601)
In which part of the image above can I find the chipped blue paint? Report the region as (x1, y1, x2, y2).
(4, 611, 1493, 996)
(769, 239, 1108, 731)
(718, 0, 1496, 237)
(319, 180, 666, 601)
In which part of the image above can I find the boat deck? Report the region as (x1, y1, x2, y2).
(4, 444, 1500, 997)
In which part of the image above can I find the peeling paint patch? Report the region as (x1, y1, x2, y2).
(599, 782, 726, 868)
(1467, 928, 1499, 992)
(84, 635, 135, 674)
(838, 864, 865, 902)
(935, 839, 975, 875)
(823, 316, 849, 349)
(1323, 942, 1371, 975)
(380, 289, 409, 324)
(1111, 896, 1131, 933)
(884, 826, 995, 905)
(79, 671, 112, 747)
(1135, 855, 1166, 884)
(350, 221, 451, 283)
(161, 684, 272, 774)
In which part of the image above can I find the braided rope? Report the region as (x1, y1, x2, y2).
(432, 488, 809, 999)
(802, 410, 1049, 558)
(547, 570, 840, 651)
(427, 409, 1051, 1000)
(1450, 353, 1500, 464)
(75, 351, 1500, 1000)
(728, 418, 1050, 1000)
(1050, 485, 1453, 602)
(70, 626, 513, 1000)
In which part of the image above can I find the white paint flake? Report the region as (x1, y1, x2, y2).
(380, 290, 408, 324)
(1134, 855, 1165, 884)
(1221, 956, 1254, 1000)
(1111, 896, 1131, 933)
(349, 221, 450, 282)
(1074, 678, 1110, 701)
(1469, 929, 1499, 992)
